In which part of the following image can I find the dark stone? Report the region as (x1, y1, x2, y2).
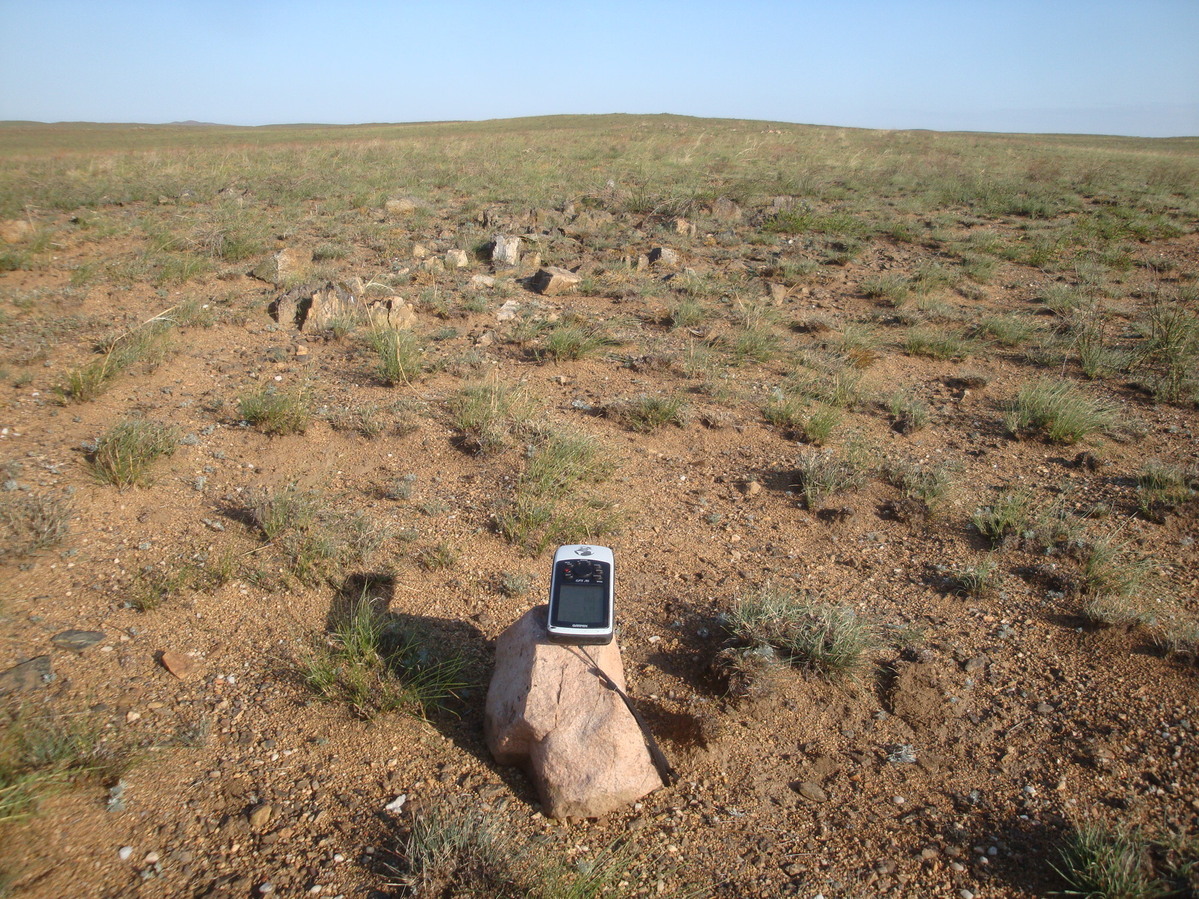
(51, 629, 105, 653)
(0, 656, 53, 696)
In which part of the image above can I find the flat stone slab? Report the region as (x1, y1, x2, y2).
(51, 630, 105, 653)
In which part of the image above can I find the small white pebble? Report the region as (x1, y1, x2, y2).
(960, 890, 975, 899)
(118, 846, 133, 861)
(893, 795, 905, 805)
(259, 883, 275, 895)
(333, 853, 345, 863)
(143, 851, 159, 864)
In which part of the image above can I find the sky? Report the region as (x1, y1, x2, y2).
(1, 0, 1196, 137)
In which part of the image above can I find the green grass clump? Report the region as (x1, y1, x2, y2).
(949, 559, 1001, 597)
(238, 383, 313, 435)
(861, 273, 910, 306)
(884, 390, 929, 433)
(90, 419, 178, 487)
(1053, 822, 1184, 899)
(792, 444, 873, 510)
(1133, 299, 1199, 404)
(971, 488, 1035, 547)
(973, 314, 1039, 347)
(385, 806, 689, 898)
(367, 326, 425, 385)
(883, 458, 957, 515)
(449, 380, 537, 454)
(1136, 459, 1197, 516)
(535, 319, 619, 362)
(902, 325, 972, 361)
(304, 598, 467, 719)
(1079, 536, 1152, 626)
(250, 485, 383, 584)
(0, 491, 72, 560)
(607, 393, 689, 432)
(496, 430, 619, 553)
(1006, 378, 1116, 444)
(1, 707, 119, 824)
(61, 317, 174, 402)
(727, 587, 877, 680)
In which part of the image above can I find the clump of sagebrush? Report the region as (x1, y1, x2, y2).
(303, 598, 467, 720)
(238, 382, 312, 435)
(449, 380, 538, 454)
(90, 419, 178, 488)
(250, 485, 384, 584)
(1005, 378, 1116, 445)
(725, 586, 877, 681)
(496, 429, 619, 553)
(0, 491, 72, 560)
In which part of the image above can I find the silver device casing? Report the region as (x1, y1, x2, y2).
(546, 544, 614, 645)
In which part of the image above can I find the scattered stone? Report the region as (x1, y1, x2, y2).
(383, 794, 407, 814)
(709, 197, 742, 221)
(531, 266, 581, 296)
(471, 274, 496, 288)
(793, 781, 828, 803)
(485, 605, 663, 818)
(118, 846, 134, 861)
(384, 197, 419, 215)
(673, 217, 696, 236)
(367, 297, 417, 331)
(160, 650, 198, 680)
(50, 630, 105, 653)
(648, 247, 680, 267)
(0, 656, 53, 697)
(248, 803, 274, 831)
(742, 480, 762, 497)
(963, 654, 988, 673)
(252, 248, 310, 286)
(491, 234, 521, 268)
(445, 248, 470, 268)
(0, 219, 35, 243)
(496, 299, 521, 322)
(108, 780, 128, 812)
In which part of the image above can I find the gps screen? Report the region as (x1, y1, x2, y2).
(554, 583, 608, 627)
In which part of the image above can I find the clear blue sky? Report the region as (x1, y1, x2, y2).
(1, 0, 1196, 136)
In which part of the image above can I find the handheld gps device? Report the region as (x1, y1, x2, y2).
(546, 544, 614, 645)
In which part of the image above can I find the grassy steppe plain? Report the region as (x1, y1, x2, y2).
(1, 115, 1197, 898)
